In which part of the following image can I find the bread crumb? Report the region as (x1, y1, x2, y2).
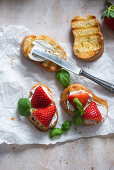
(67, 16, 70, 23)
(10, 57, 15, 65)
(11, 117, 15, 120)
(10, 57, 15, 69)
(78, 131, 82, 134)
(80, 77, 83, 80)
(11, 145, 16, 149)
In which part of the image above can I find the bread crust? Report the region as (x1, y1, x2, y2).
(71, 15, 104, 62)
(21, 35, 66, 71)
(60, 84, 108, 126)
(28, 83, 58, 132)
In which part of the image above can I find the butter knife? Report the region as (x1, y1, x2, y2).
(32, 49, 114, 92)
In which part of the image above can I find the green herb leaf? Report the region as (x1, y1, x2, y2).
(61, 121, 72, 132)
(101, 9, 108, 19)
(56, 69, 70, 88)
(18, 98, 31, 117)
(49, 128, 63, 138)
(73, 110, 82, 116)
(111, 5, 114, 10)
(105, 0, 112, 7)
(110, 10, 114, 18)
(25, 108, 31, 117)
(73, 98, 85, 115)
(106, 9, 110, 18)
(72, 115, 84, 126)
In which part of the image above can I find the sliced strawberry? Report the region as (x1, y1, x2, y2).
(82, 101, 102, 122)
(68, 92, 89, 107)
(32, 105, 56, 127)
(31, 86, 53, 108)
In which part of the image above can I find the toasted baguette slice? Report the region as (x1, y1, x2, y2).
(21, 35, 66, 71)
(60, 84, 108, 126)
(71, 15, 104, 61)
(29, 83, 58, 132)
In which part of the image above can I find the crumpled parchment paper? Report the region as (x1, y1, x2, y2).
(0, 25, 114, 144)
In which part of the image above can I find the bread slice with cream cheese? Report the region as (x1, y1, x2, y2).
(60, 84, 108, 126)
(21, 35, 66, 71)
(29, 83, 58, 132)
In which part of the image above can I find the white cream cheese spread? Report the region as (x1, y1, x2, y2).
(28, 40, 55, 62)
(96, 103, 107, 120)
(29, 85, 57, 127)
(67, 90, 107, 122)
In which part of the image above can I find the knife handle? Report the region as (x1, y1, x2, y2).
(80, 69, 114, 92)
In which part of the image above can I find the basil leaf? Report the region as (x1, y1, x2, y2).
(110, 11, 114, 18)
(61, 121, 72, 131)
(101, 9, 108, 19)
(25, 108, 31, 117)
(72, 115, 84, 126)
(106, 9, 110, 18)
(49, 128, 63, 138)
(73, 98, 85, 115)
(111, 5, 114, 10)
(105, 0, 112, 7)
(18, 98, 31, 117)
(73, 110, 81, 116)
(56, 69, 70, 88)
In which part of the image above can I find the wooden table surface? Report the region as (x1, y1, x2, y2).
(0, 0, 114, 169)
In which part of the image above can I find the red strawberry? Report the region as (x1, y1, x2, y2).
(32, 105, 56, 127)
(101, 2, 114, 31)
(31, 86, 53, 108)
(82, 101, 102, 122)
(68, 92, 89, 107)
(104, 16, 114, 31)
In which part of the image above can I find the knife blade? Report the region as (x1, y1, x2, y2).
(32, 49, 81, 75)
(32, 49, 114, 92)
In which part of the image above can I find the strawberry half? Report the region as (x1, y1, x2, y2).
(68, 92, 89, 107)
(82, 101, 102, 122)
(32, 105, 56, 127)
(31, 86, 53, 108)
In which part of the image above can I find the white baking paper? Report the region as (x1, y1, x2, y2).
(0, 25, 114, 144)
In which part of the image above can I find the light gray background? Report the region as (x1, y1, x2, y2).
(0, 0, 114, 169)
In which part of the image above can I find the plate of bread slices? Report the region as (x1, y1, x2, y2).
(0, 15, 113, 144)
